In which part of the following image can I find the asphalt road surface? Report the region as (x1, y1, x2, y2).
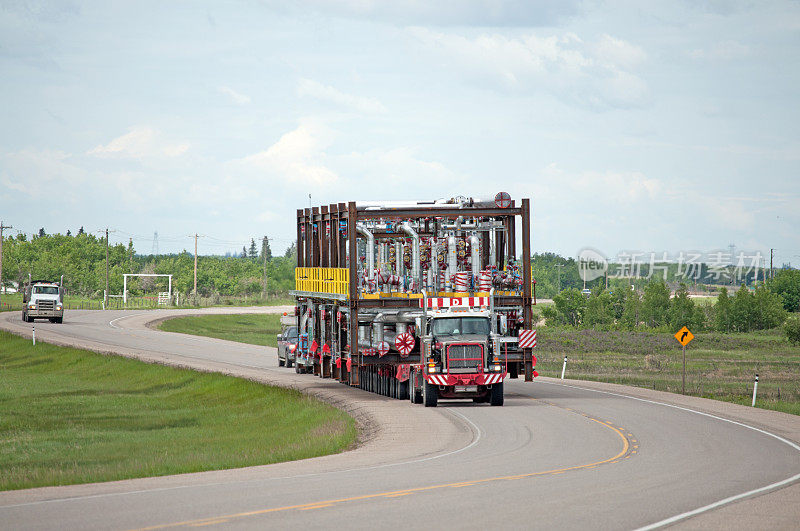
(1, 309, 798, 530)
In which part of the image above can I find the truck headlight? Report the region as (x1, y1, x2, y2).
(56, 305, 62, 311)
(492, 364, 502, 371)
(29, 305, 36, 310)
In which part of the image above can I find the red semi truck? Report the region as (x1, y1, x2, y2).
(289, 195, 537, 406)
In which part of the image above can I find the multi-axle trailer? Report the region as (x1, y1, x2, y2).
(286, 195, 537, 406)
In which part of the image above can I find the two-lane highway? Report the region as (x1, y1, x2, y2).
(1, 309, 798, 529)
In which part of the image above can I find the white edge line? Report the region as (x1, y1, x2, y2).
(108, 316, 127, 329)
(540, 381, 800, 530)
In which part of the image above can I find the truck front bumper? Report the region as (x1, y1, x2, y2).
(27, 310, 63, 318)
(426, 372, 506, 386)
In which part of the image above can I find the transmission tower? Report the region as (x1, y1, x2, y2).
(152, 231, 159, 256)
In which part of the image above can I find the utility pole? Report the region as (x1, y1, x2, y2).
(555, 263, 564, 293)
(0, 222, 12, 309)
(770, 248, 774, 280)
(193, 233, 198, 296)
(105, 228, 109, 309)
(262, 236, 268, 300)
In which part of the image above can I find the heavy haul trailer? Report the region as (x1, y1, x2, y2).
(289, 195, 537, 407)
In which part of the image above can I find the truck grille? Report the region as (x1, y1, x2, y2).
(447, 344, 483, 372)
(37, 300, 56, 311)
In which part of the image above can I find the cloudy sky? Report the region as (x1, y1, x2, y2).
(1, 1, 798, 265)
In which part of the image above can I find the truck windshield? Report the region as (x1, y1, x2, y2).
(431, 317, 489, 336)
(284, 327, 298, 339)
(33, 286, 59, 295)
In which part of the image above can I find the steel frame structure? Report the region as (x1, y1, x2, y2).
(292, 199, 535, 385)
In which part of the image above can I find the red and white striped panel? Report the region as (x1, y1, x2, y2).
(419, 296, 489, 309)
(427, 374, 450, 385)
(482, 373, 505, 385)
(519, 329, 537, 349)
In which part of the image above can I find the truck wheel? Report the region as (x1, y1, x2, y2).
(423, 380, 438, 407)
(287, 358, 293, 368)
(399, 380, 409, 400)
(278, 357, 285, 367)
(490, 382, 504, 406)
(56, 317, 63, 324)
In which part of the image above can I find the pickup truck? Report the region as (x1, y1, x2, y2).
(276, 325, 298, 368)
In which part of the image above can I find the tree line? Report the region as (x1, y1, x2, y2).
(0, 232, 296, 298)
(542, 269, 800, 336)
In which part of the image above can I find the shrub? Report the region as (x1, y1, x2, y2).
(768, 269, 800, 312)
(785, 315, 800, 345)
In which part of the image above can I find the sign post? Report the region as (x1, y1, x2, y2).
(674, 326, 695, 394)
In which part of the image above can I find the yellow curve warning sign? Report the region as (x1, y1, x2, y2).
(674, 326, 694, 347)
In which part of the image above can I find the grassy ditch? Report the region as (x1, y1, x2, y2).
(158, 314, 283, 347)
(534, 328, 800, 415)
(0, 331, 355, 491)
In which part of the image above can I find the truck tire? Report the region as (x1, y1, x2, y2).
(490, 382, 504, 406)
(56, 317, 63, 324)
(423, 380, 438, 407)
(399, 380, 409, 401)
(278, 357, 285, 367)
(286, 358, 293, 368)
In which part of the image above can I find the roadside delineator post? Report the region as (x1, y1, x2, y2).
(32, 325, 35, 346)
(752, 374, 759, 407)
(561, 355, 567, 380)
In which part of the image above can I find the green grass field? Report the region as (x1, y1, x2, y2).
(0, 330, 355, 490)
(158, 314, 283, 347)
(534, 328, 800, 415)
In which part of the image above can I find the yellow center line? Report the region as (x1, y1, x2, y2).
(299, 504, 334, 511)
(131, 398, 633, 531)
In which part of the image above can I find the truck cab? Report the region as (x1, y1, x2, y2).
(412, 308, 506, 407)
(22, 280, 65, 323)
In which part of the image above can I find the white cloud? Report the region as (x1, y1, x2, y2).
(297, 78, 387, 114)
(339, 147, 460, 187)
(0, 149, 86, 197)
(237, 123, 338, 188)
(689, 40, 751, 61)
(88, 126, 190, 159)
(409, 28, 649, 109)
(219, 86, 252, 105)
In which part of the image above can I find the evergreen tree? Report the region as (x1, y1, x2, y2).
(261, 236, 272, 260)
(37, 228, 46, 238)
(284, 241, 297, 259)
(248, 239, 258, 260)
(78, 226, 85, 235)
(241, 246, 247, 259)
(66, 229, 72, 237)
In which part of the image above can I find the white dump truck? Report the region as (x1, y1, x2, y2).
(22, 278, 65, 323)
